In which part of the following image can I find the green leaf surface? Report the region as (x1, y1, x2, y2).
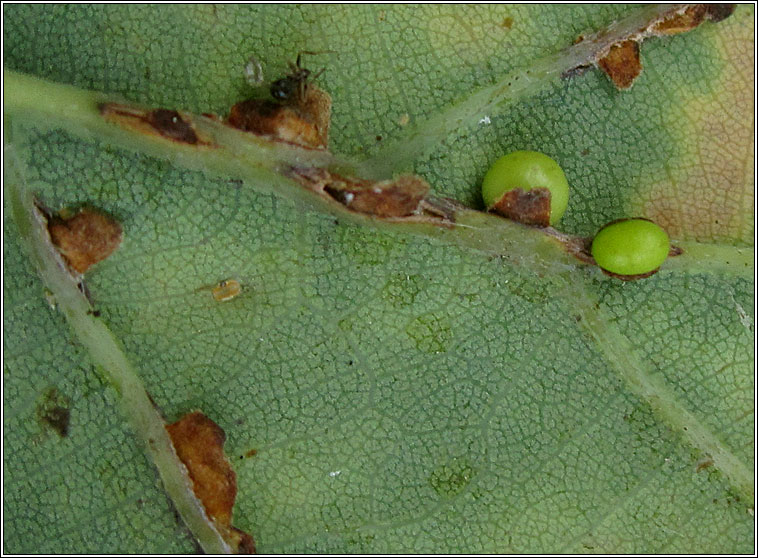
(3, 4, 754, 554)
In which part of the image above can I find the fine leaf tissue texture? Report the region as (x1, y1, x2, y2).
(3, 4, 754, 554)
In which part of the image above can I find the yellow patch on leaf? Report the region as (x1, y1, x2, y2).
(632, 15, 754, 244)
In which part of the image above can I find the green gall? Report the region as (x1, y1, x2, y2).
(591, 218, 670, 277)
(482, 150, 570, 226)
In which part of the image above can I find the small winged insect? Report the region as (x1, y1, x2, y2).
(228, 51, 333, 149)
(269, 51, 328, 105)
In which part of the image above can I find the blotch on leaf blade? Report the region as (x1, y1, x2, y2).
(166, 411, 255, 554)
(598, 40, 641, 90)
(48, 207, 122, 274)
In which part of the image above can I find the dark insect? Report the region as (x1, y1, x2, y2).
(269, 51, 326, 104)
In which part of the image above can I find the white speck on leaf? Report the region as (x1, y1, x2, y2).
(478, 115, 491, 125)
(729, 290, 753, 333)
(329, 470, 341, 477)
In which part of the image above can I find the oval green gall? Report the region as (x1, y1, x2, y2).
(591, 218, 670, 277)
(482, 150, 569, 226)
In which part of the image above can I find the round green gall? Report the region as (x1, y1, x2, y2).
(591, 218, 670, 277)
(482, 150, 570, 226)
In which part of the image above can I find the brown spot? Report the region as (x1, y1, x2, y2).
(48, 207, 122, 274)
(668, 245, 683, 257)
(244, 448, 258, 458)
(696, 456, 715, 472)
(489, 187, 552, 227)
(146, 109, 199, 144)
(501, 17, 513, 30)
(297, 85, 331, 148)
(211, 279, 242, 302)
(100, 103, 212, 146)
(291, 168, 429, 217)
(652, 4, 708, 35)
(37, 387, 71, 438)
(229, 527, 256, 554)
(598, 40, 641, 89)
(325, 174, 430, 218)
(166, 411, 255, 553)
(705, 4, 736, 23)
(227, 98, 325, 149)
(288, 168, 460, 225)
(417, 196, 464, 223)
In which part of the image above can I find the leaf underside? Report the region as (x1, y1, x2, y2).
(3, 4, 754, 554)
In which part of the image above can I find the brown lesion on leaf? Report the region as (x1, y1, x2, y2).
(47, 206, 123, 274)
(696, 455, 715, 472)
(100, 103, 214, 146)
(652, 4, 710, 35)
(654, 3, 736, 33)
(323, 174, 429, 218)
(288, 166, 457, 225)
(37, 387, 71, 438)
(226, 52, 332, 150)
(598, 40, 641, 90)
(166, 411, 255, 554)
(226, 89, 330, 150)
(489, 187, 552, 227)
(564, 4, 736, 89)
(704, 4, 736, 23)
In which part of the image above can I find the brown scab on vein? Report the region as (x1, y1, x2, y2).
(147, 109, 200, 144)
(289, 167, 434, 219)
(489, 187, 552, 227)
(652, 4, 710, 35)
(166, 411, 255, 554)
(564, 5, 736, 87)
(226, 81, 331, 150)
(227, 98, 324, 149)
(100, 103, 213, 146)
(325, 174, 430, 218)
(227, 54, 332, 149)
(704, 4, 736, 23)
(48, 207, 123, 274)
(654, 3, 736, 33)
